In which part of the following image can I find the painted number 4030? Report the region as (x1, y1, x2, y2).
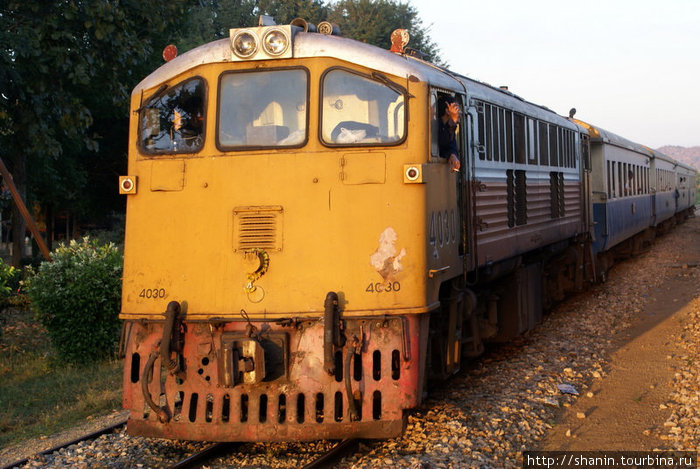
(139, 288, 166, 299)
(365, 281, 401, 293)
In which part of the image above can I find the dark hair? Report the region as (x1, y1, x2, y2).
(437, 95, 455, 117)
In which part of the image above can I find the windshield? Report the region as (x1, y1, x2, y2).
(218, 69, 308, 149)
(140, 78, 206, 154)
(321, 69, 405, 146)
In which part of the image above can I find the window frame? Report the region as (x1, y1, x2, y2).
(215, 66, 311, 152)
(319, 66, 408, 148)
(138, 76, 208, 157)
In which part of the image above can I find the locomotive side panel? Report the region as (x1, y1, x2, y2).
(468, 87, 583, 268)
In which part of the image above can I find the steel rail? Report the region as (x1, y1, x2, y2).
(0, 418, 128, 469)
(165, 442, 236, 469)
(301, 439, 359, 469)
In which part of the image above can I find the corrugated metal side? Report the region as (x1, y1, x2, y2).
(474, 172, 581, 266)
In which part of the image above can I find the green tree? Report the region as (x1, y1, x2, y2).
(177, 0, 328, 53)
(0, 0, 188, 265)
(327, 0, 442, 63)
(177, 0, 440, 64)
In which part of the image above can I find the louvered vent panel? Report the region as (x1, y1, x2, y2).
(233, 206, 283, 251)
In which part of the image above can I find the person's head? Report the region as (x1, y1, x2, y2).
(438, 95, 455, 118)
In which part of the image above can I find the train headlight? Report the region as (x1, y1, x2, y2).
(262, 29, 290, 56)
(231, 30, 259, 58)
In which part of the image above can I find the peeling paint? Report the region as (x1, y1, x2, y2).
(370, 227, 406, 282)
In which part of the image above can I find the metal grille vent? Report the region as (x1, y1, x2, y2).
(233, 206, 283, 251)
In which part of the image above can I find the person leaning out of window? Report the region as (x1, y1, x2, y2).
(438, 96, 461, 172)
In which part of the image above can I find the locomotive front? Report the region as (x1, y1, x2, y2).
(119, 23, 458, 441)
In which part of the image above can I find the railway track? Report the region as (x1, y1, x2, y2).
(165, 438, 359, 469)
(3, 418, 360, 469)
(1, 418, 128, 469)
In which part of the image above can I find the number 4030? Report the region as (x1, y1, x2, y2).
(365, 281, 401, 293)
(139, 288, 166, 299)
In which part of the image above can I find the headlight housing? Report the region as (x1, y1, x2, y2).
(229, 25, 297, 61)
(231, 30, 259, 58)
(262, 29, 290, 56)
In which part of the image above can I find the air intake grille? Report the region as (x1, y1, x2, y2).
(233, 206, 283, 251)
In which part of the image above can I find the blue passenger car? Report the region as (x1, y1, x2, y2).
(578, 123, 653, 254)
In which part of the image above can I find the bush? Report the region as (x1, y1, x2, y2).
(25, 237, 123, 363)
(0, 258, 21, 308)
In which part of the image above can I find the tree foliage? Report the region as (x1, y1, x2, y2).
(327, 0, 441, 62)
(0, 0, 188, 263)
(178, 0, 441, 63)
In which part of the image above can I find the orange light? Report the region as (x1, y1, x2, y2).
(390, 29, 409, 53)
(163, 44, 178, 62)
(119, 176, 137, 195)
(404, 165, 422, 183)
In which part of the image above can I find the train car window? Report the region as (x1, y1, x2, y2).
(476, 101, 485, 160)
(645, 167, 649, 194)
(606, 161, 612, 198)
(494, 107, 506, 163)
(527, 119, 537, 164)
(538, 122, 548, 166)
(490, 105, 499, 161)
(514, 113, 526, 164)
(557, 128, 564, 167)
(140, 77, 206, 154)
(218, 68, 308, 149)
(497, 108, 505, 162)
(612, 161, 617, 198)
(548, 124, 558, 167)
(321, 69, 405, 146)
(485, 104, 493, 161)
(505, 110, 513, 163)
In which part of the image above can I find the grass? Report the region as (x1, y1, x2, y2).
(0, 307, 122, 449)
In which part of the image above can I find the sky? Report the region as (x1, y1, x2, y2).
(406, 0, 700, 148)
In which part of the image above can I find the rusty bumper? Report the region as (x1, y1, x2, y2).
(122, 314, 427, 441)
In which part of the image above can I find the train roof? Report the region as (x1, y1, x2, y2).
(573, 119, 653, 157)
(675, 160, 697, 173)
(132, 28, 578, 129)
(132, 32, 462, 95)
(649, 148, 677, 164)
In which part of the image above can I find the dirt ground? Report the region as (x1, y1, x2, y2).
(539, 214, 700, 450)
